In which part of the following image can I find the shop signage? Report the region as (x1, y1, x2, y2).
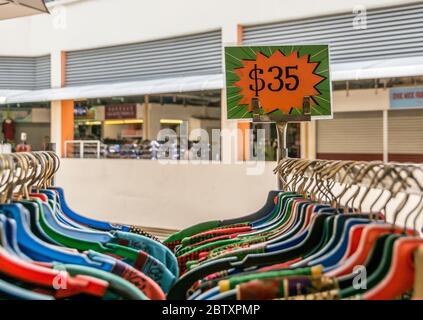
(105, 104, 137, 119)
(0, 109, 32, 123)
(390, 86, 423, 109)
(224, 45, 332, 120)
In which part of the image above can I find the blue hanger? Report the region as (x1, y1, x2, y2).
(39, 200, 114, 243)
(50, 187, 130, 232)
(267, 205, 333, 251)
(311, 218, 372, 269)
(290, 215, 361, 267)
(0, 203, 114, 271)
(3, 216, 31, 260)
(40, 189, 87, 229)
(0, 216, 14, 254)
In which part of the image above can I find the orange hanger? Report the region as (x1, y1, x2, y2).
(364, 238, 423, 300)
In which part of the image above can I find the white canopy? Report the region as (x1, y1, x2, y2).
(331, 56, 423, 81)
(0, 0, 48, 20)
(1, 56, 423, 105)
(1, 74, 224, 104)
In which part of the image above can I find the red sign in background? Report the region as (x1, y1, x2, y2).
(105, 104, 137, 120)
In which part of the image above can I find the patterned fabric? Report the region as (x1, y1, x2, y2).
(165, 240, 181, 252)
(275, 289, 340, 300)
(127, 225, 161, 243)
(181, 225, 252, 247)
(221, 266, 321, 291)
(236, 276, 338, 300)
(257, 257, 303, 272)
(132, 251, 176, 293)
(111, 231, 179, 278)
(111, 260, 165, 300)
(177, 244, 223, 275)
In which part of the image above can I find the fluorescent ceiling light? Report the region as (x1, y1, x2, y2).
(104, 119, 144, 125)
(160, 119, 184, 124)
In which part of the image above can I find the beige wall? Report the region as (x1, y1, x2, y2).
(55, 159, 278, 229)
(333, 89, 389, 112)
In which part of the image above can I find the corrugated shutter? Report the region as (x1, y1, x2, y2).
(243, 2, 423, 63)
(0, 55, 50, 90)
(34, 55, 51, 90)
(317, 111, 383, 154)
(66, 31, 222, 86)
(388, 109, 423, 154)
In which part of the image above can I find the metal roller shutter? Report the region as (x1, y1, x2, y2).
(317, 111, 383, 155)
(0, 55, 50, 90)
(243, 2, 423, 63)
(66, 30, 222, 86)
(34, 55, 51, 90)
(388, 109, 423, 154)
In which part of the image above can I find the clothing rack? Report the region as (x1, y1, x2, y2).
(275, 158, 423, 233)
(0, 151, 180, 300)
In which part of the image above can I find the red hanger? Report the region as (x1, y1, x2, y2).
(29, 193, 49, 202)
(326, 224, 411, 277)
(0, 246, 108, 299)
(340, 224, 366, 260)
(364, 237, 423, 300)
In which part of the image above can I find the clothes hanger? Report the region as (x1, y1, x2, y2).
(412, 245, 423, 299)
(364, 237, 422, 300)
(339, 192, 413, 297)
(21, 152, 178, 286)
(362, 174, 423, 300)
(177, 166, 326, 272)
(49, 262, 148, 300)
(169, 161, 414, 298)
(1, 153, 167, 300)
(169, 159, 311, 248)
(33, 152, 179, 277)
(0, 277, 54, 300)
(168, 210, 335, 299)
(0, 244, 109, 299)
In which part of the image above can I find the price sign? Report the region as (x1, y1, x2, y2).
(225, 45, 332, 121)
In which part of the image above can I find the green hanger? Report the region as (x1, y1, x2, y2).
(177, 193, 302, 258)
(30, 198, 141, 263)
(339, 233, 402, 298)
(51, 263, 147, 300)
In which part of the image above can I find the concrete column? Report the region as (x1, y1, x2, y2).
(221, 24, 240, 163)
(143, 95, 151, 140)
(300, 120, 317, 159)
(50, 50, 64, 155)
(383, 110, 388, 162)
(50, 101, 62, 156)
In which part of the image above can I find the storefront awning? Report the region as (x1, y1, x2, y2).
(1, 74, 224, 104)
(331, 56, 423, 81)
(0, 0, 49, 20)
(2, 56, 423, 105)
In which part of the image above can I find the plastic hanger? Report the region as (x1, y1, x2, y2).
(165, 190, 281, 246)
(0, 244, 109, 299)
(326, 224, 409, 278)
(412, 245, 423, 299)
(1, 202, 114, 270)
(167, 212, 333, 299)
(0, 278, 54, 300)
(1, 215, 30, 260)
(19, 200, 63, 245)
(364, 237, 423, 300)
